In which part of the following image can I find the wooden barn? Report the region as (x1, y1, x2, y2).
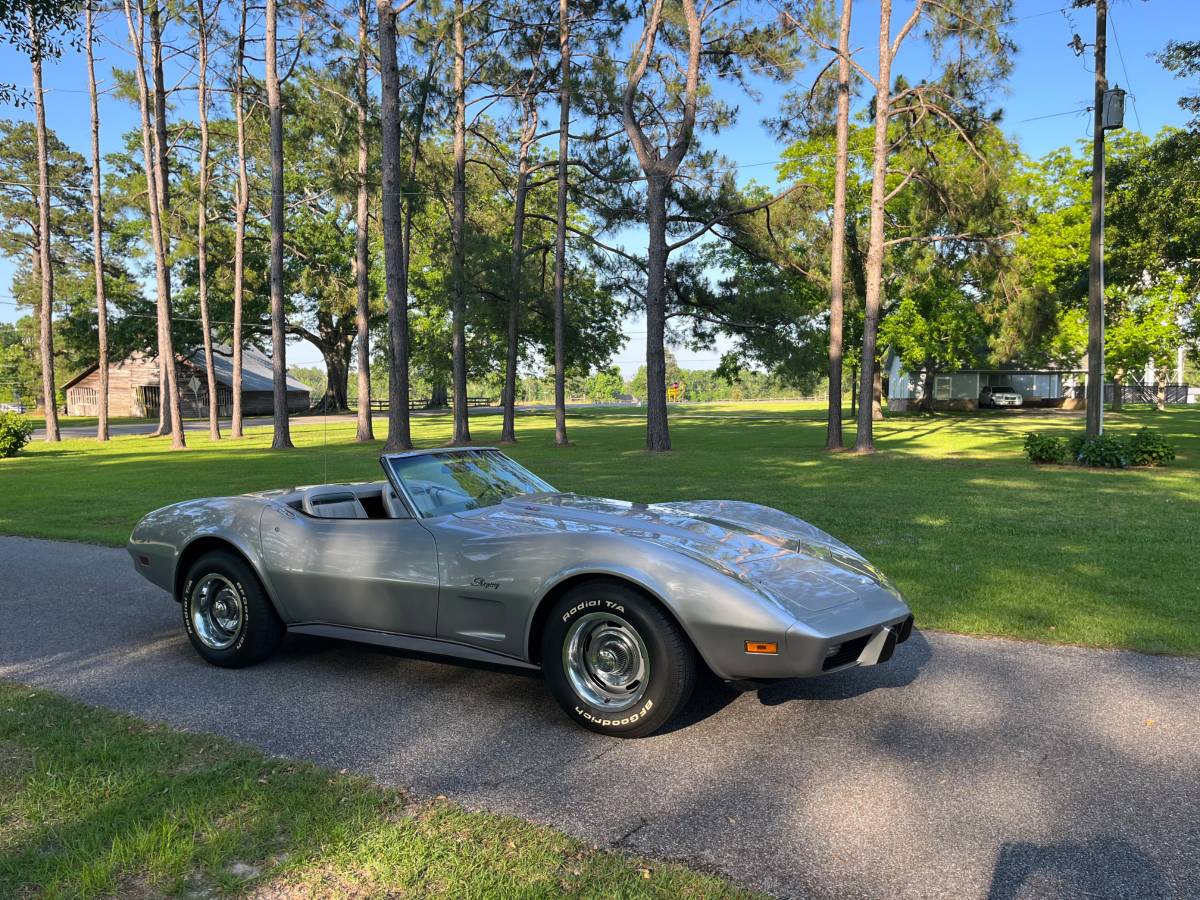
(62, 344, 311, 418)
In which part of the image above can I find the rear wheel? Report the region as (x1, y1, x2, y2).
(181, 550, 285, 668)
(541, 580, 695, 738)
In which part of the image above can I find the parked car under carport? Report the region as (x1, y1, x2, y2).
(979, 386, 1024, 408)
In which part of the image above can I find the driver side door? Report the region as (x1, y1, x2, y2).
(259, 501, 440, 636)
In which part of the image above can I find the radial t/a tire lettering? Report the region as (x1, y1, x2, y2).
(541, 579, 696, 738)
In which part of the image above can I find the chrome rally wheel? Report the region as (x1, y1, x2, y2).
(563, 612, 650, 712)
(190, 573, 245, 650)
(543, 580, 696, 738)
(181, 550, 285, 668)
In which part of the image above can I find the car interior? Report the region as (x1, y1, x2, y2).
(274, 482, 411, 520)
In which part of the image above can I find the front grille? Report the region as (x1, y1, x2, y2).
(822, 633, 873, 670)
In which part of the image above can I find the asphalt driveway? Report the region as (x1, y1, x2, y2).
(1, 535, 1196, 899)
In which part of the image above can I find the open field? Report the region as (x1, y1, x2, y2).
(0, 681, 751, 898)
(1, 402, 1197, 655)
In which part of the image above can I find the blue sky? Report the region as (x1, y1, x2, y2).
(1, 0, 1194, 378)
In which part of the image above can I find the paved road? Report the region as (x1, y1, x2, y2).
(34, 403, 1089, 439)
(37, 414, 290, 438)
(34, 405, 562, 439)
(1, 536, 1196, 899)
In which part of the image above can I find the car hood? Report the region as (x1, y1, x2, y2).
(459, 494, 899, 613)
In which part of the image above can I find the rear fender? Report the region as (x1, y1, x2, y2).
(130, 497, 284, 615)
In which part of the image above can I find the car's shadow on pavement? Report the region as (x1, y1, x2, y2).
(280, 629, 933, 735)
(280, 632, 546, 683)
(657, 631, 933, 734)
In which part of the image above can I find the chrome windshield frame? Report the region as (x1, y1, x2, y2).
(378, 447, 554, 520)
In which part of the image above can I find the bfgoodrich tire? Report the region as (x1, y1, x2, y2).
(180, 550, 285, 668)
(541, 580, 696, 738)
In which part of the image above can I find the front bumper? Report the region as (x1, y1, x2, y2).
(715, 586, 914, 680)
(821, 613, 913, 669)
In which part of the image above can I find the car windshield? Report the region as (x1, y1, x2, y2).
(384, 449, 556, 518)
(991, 386, 1014, 393)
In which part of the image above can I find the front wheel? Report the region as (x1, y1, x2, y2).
(541, 580, 696, 738)
(181, 550, 285, 668)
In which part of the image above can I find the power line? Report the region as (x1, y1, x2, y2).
(0, 295, 280, 333)
(0, 296, 715, 364)
(1018, 107, 1091, 123)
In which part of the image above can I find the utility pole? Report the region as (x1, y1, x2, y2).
(1085, 0, 1107, 437)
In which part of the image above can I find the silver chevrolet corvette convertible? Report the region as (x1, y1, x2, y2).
(129, 447, 913, 737)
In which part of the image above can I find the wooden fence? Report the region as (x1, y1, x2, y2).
(366, 397, 494, 412)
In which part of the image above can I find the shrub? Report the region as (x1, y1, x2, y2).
(1125, 428, 1176, 467)
(1067, 433, 1128, 469)
(1028, 428, 1177, 469)
(1023, 432, 1069, 464)
(0, 412, 34, 458)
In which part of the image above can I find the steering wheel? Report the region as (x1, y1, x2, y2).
(408, 481, 473, 515)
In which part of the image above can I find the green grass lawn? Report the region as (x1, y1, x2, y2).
(2, 402, 1198, 655)
(0, 682, 751, 898)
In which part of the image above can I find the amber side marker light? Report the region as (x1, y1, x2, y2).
(744, 641, 778, 654)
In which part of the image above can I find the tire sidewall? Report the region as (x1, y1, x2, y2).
(543, 583, 685, 737)
(181, 553, 260, 664)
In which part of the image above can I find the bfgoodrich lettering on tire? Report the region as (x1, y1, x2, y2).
(541, 579, 696, 737)
(181, 550, 285, 668)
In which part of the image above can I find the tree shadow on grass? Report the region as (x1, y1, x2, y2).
(0, 695, 379, 898)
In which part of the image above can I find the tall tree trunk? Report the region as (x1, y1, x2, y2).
(196, 0, 220, 440)
(85, 3, 108, 442)
(230, 0, 249, 438)
(320, 340, 352, 412)
(824, 0, 852, 450)
(850, 362, 858, 419)
(354, 0, 374, 441)
(502, 120, 534, 444)
(28, 19, 59, 442)
(552, 0, 571, 447)
(919, 365, 934, 412)
(853, 0, 895, 454)
(1154, 364, 1167, 411)
(622, 0, 698, 452)
(265, 0, 293, 449)
(123, 0, 184, 449)
(378, 0, 412, 451)
(643, 177, 671, 451)
(872, 361, 883, 420)
(449, 0, 471, 444)
(149, 0, 176, 439)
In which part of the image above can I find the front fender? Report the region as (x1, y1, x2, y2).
(527, 539, 799, 681)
